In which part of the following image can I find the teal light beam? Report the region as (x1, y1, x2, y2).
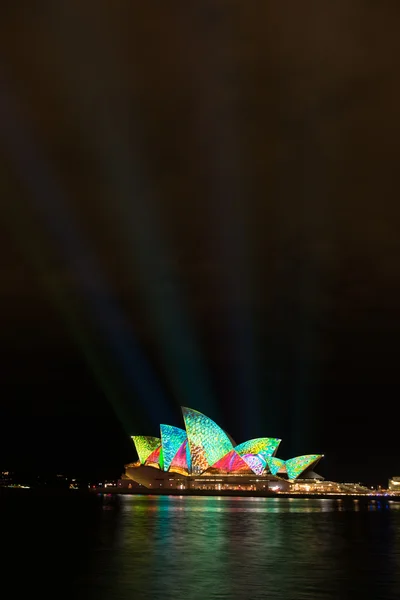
(1, 76, 170, 430)
(47, 4, 219, 419)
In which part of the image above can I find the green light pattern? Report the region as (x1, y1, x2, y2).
(131, 436, 161, 464)
(235, 438, 281, 457)
(285, 455, 322, 480)
(265, 457, 286, 475)
(160, 424, 187, 472)
(182, 407, 233, 473)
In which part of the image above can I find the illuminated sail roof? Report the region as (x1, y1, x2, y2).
(130, 408, 323, 480)
(235, 438, 281, 457)
(265, 457, 286, 476)
(210, 450, 251, 473)
(285, 455, 322, 480)
(145, 445, 164, 470)
(132, 436, 161, 465)
(160, 424, 187, 472)
(170, 439, 191, 472)
(182, 406, 233, 472)
(242, 453, 266, 475)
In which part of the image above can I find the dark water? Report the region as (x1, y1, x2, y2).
(3, 494, 400, 599)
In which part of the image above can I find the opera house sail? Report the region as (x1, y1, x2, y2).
(124, 407, 323, 492)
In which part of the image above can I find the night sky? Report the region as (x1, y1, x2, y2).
(1, 2, 399, 486)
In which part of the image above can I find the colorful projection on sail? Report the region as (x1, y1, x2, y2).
(285, 455, 322, 480)
(182, 406, 233, 472)
(160, 424, 187, 472)
(131, 408, 323, 480)
(132, 436, 161, 465)
(235, 438, 281, 458)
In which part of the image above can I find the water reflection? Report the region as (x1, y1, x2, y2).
(88, 496, 400, 600)
(3, 494, 399, 600)
(119, 495, 397, 514)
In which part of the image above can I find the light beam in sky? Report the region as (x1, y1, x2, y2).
(0, 73, 171, 430)
(47, 3, 220, 419)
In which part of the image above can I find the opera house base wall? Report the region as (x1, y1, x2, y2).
(122, 465, 291, 492)
(119, 467, 374, 497)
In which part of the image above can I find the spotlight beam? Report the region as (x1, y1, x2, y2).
(46, 5, 219, 418)
(0, 76, 169, 429)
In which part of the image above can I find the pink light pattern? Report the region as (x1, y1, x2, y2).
(242, 453, 266, 475)
(170, 439, 189, 471)
(211, 450, 251, 472)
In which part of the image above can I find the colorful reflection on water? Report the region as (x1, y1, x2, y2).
(2, 495, 400, 600)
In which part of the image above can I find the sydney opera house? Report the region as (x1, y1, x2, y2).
(122, 407, 323, 492)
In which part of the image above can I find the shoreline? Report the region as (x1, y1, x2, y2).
(95, 488, 400, 501)
(1, 486, 399, 502)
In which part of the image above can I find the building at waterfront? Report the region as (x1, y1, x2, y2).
(121, 406, 323, 491)
(389, 477, 400, 491)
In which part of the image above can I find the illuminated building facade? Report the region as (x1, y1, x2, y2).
(123, 407, 323, 491)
